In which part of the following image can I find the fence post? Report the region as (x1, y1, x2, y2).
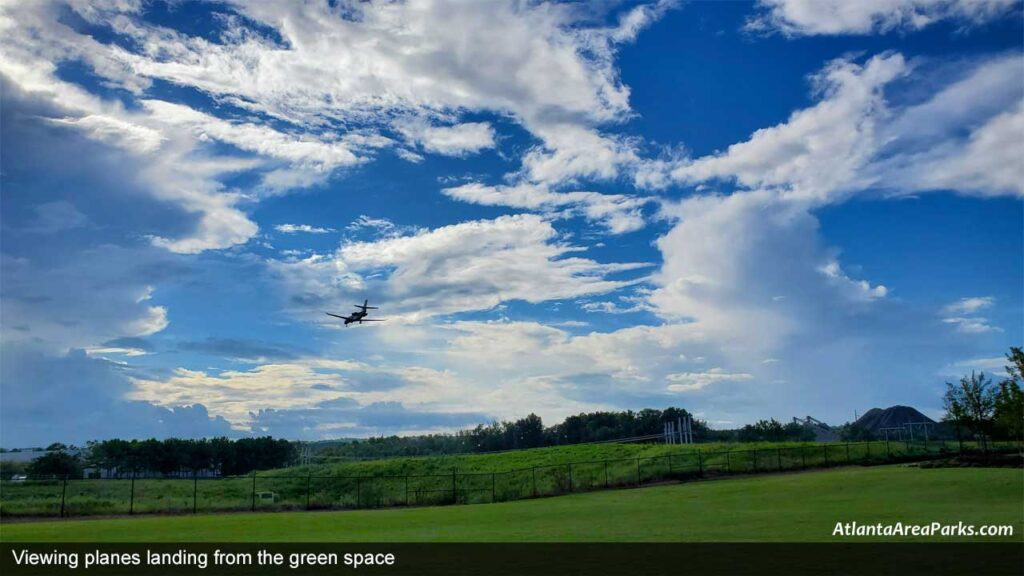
(697, 450, 704, 476)
(532, 467, 537, 498)
(356, 477, 361, 508)
(129, 471, 135, 515)
(823, 444, 829, 467)
(250, 471, 257, 512)
(667, 454, 673, 476)
(492, 472, 496, 503)
(60, 475, 68, 518)
(636, 458, 641, 486)
(405, 475, 410, 506)
(752, 449, 758, 472)
(846, 443, 851, 464)
(866, 441, 871, 460)
(193, 472, 198, 514)
(451, 469, 457, 504)
(801, 446, 807, 469)
(726, 451, 731, 474)
(305, 474, 312, 510)
(604, 460, 609, 488)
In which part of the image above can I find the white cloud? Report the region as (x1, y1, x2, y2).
(443, 182, 649, 234)
(942, 296, 995, 315)
(275, 223, 335, 235)
(142, 100, 363, 171)
(345, 215, 419, 238)
(940, 297, 1001, 334)
(666, 368, 754, 392)
(878, 98, 1024, 198)
(270, 214, 651, 321)
(748, 0, 1017, 36)
(942, 317, 1002, 334)
(654, 52, 1023, 204)
(396, 120, 496, 157)
(521, 125, 643, 185)
(48, 114, 165, 153)
(666, 53, 908, 203)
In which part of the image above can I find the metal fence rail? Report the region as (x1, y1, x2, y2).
(1, 440, 1017, 519)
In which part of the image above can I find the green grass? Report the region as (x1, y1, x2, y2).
(3, 440, 974, 517)
(2, 466, 1020, 542)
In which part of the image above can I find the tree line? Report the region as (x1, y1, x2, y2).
(21, 437, 296, 479)
(321, 407, 709, 459)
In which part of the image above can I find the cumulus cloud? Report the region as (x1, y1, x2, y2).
(747, 0, 1018, 36)
(648, 191, 888, 356)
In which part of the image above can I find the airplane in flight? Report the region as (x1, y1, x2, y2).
(325, 300, 385, 326)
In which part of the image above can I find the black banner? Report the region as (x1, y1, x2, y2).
(2, 543, 1022, 576)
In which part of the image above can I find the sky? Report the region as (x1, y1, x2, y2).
(1, 0, 1021, 447)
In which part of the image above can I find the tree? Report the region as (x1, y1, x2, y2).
(738, 419, 787, 442)
(513, 414, 545, 449)
(27, 452, 83, 479)
(994, 347, 1024, 444)
(943, 371, 997, 451)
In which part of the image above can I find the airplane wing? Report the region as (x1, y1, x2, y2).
(359, 318, 386, 321)
(325, 312, 351, 320)
(354, 305, 379, 309)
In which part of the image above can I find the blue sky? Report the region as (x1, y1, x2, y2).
(1, 0, 1021, 446)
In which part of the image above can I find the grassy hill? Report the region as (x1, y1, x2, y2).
(3, 466, 1020, 542)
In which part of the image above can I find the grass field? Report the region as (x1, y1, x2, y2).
(2, 466, 1020, 542)
(2, 440, 973, 517)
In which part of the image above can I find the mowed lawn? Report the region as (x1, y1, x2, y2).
(2, 466, 1020, 542)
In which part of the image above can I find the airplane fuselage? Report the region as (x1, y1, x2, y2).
(345, 310, 368, 324)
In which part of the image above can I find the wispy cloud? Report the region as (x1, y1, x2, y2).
(275, 224, 335, 235)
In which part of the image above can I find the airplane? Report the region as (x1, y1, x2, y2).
(325, 300, 385, 326)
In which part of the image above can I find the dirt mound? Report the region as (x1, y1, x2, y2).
(855, 405, 934, 433)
